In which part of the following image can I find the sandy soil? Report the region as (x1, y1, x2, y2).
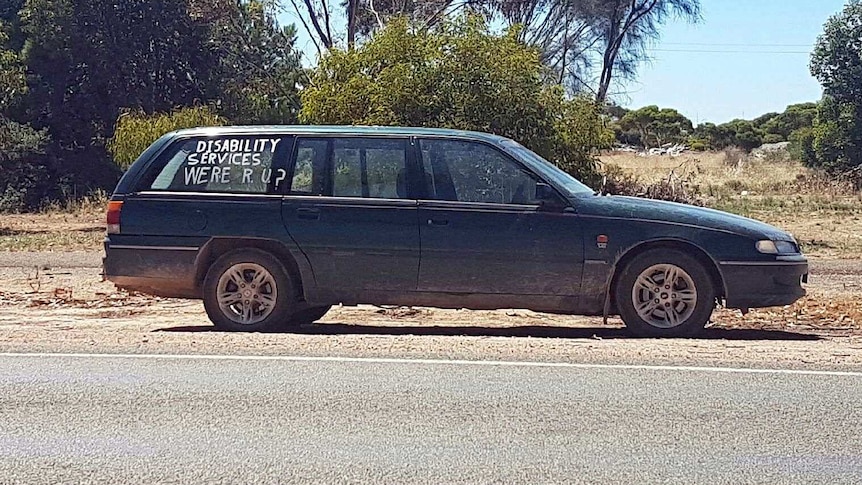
(1, 255, 861, 371)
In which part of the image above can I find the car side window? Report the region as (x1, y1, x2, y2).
(419, 139, 539, 204)
(289, 137, 410, 199)
(291, 139, 328, 195)
(145, 136, 287, 194)
(333, 138, 407, 199)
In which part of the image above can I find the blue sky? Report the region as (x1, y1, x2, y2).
(623, 0, 847, 124)
(281, 0, 848, 125)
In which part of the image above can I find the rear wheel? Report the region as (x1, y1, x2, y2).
(615, 248, 716, 338)
(203, 249, 294, 332)
(289, 305, 332, 326)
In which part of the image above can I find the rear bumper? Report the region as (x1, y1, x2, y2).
(720, 259, 808, 309)
(103, 240, 201, 298)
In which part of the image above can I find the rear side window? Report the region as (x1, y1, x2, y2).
(419, 139, 539, 204)
(289, 137, 410, 199)
(143, 136, 288, 194)
(290, 139, 328, 195)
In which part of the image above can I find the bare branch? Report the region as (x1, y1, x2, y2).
(320, 0, 334, 46)
(287, 0, 323, 56)
(422, 0, 462, 30)
(487, 0, 699, 100)
(299, 0, 334, 49)
(347, 0, 358, 49)
(367, 0, 385, 29)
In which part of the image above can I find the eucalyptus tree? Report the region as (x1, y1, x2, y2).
(809, 0, 862, 173)
(491, 0, 701, 101)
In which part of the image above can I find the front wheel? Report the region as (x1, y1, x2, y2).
(615, 248, 716, 338)
(203, 249, 294, 332)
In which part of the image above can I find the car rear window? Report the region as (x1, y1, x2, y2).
(142, 136, 288, 194)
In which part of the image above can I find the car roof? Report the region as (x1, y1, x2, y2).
(167, 125, 511, 145)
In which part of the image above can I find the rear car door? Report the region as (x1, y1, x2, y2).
(109, 134, 292, 292)
(417, 138, 584, 296)
(280, 136, 420, 292)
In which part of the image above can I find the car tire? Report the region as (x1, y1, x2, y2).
(203, 249, 295, 332)
(614, 248, 716, 338)
(289, 305, 332, 326)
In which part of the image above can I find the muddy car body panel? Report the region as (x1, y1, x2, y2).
(103, 126, 808, 335)
(573, 196, 808, 313)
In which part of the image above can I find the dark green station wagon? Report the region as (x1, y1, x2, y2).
(103, 126, 808, 337)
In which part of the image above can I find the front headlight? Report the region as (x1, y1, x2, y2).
(756, 240, 799, 255)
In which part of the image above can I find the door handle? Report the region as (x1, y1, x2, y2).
(296, 208, 321, 220)
(427, 218, 449, 226)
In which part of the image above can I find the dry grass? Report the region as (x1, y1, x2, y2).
(38, 189, 110, 216)
(0, 191, 107, 252)
(600, 151, 862, 259)
(0, 229, 104, 252)
(601, 151, 809, 192)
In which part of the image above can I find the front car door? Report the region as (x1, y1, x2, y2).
(416, 138, 584, 298)
(281, 136, 421, 294)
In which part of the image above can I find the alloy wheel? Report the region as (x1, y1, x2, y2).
(631, 263, 698, 329)
(216, 263, 278, 325)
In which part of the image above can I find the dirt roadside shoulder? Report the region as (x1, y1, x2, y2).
(0, 252, 860, 371)
(0, 251, 102, 268)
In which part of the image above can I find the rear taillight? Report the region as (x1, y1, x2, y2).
(106, 200, 123, 234)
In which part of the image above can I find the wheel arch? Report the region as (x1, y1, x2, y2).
(194, 238, 308, 301)
(608, 239, 727, 310)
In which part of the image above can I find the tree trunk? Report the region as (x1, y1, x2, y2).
(347, 0, 357, 50)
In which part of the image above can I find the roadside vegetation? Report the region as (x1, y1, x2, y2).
(606, 1, 862, 186)
(0, 191, 105, 251)
(1, 0, 702, 212)
(1, 0, 861, 260)
(600, 150, 862, 259)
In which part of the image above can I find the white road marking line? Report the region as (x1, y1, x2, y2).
(0, 352, 860, 377)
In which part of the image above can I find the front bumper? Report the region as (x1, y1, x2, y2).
(720, 258, 808, 309)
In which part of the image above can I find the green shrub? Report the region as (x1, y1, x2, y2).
(760, 148, 792, 164)
(0, 27, 26, 112)
(0, 117, 51, 212)
(300, 15, 611, 185)
(761, 133, 785, 144)
(808, 1, 862, 174)
(688, 139, 708, 151)
(544, 89, 614, 186)
(789, 127, 817, 165)
(108, 106, 226, 169)
(619, 105, 693, 149)
(811, 96, 862, 174)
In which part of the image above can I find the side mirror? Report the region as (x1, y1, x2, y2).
(535, 182, 569, 211)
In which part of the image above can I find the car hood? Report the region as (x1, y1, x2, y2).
(576, 195, 793, 241)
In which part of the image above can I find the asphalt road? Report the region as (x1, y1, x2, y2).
(1, 354, 861, 484)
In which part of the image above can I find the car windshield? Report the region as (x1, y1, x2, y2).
(499, 139, 595, 196)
